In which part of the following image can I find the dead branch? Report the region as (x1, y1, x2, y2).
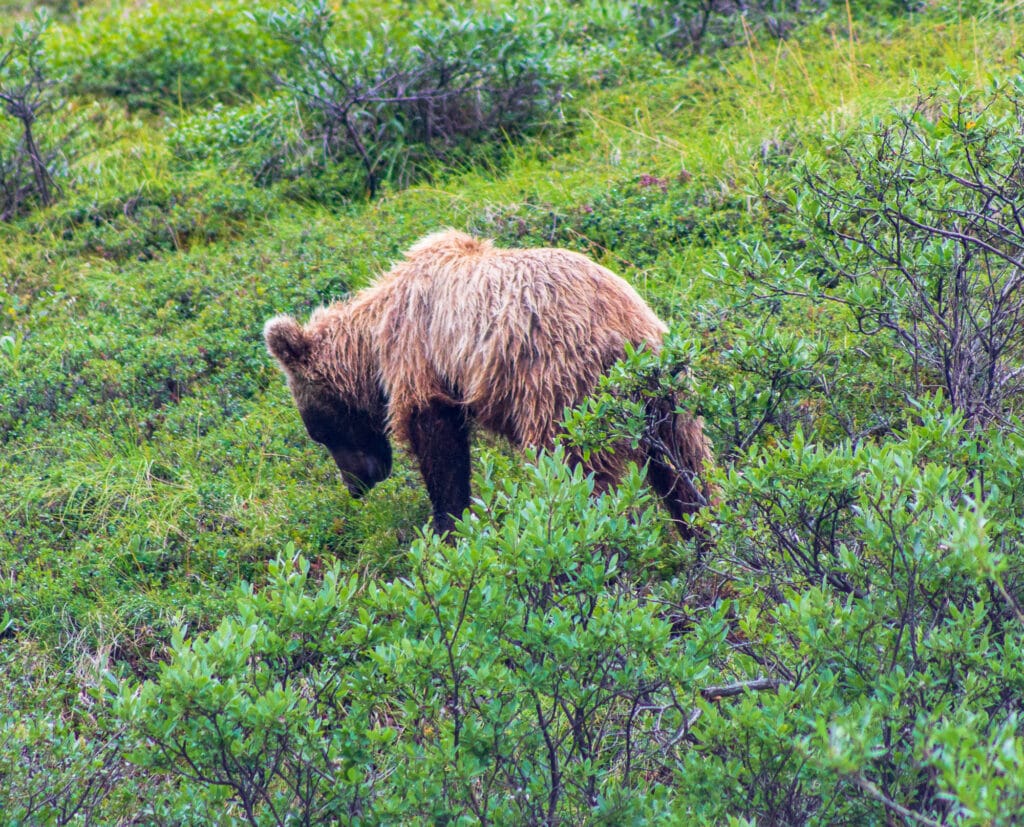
(701, 678, 782, 701)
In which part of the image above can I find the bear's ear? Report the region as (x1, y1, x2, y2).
(264, 315, 309, 373)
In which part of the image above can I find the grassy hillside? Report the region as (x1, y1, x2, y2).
(3, 0, 1024, 822)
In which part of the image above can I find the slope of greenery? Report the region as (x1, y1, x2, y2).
(2, 0, 1024, 822)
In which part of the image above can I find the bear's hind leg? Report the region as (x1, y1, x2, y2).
(644, 400, 713, 549)
(408, 402, 472, 537)
(646, 457, 704, 540)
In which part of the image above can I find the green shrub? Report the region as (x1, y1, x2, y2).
(56, 0, 292, 112)
(676, 399, 1024, 824)
(262, 1, 566, 199)
(473, 173, 762, 269)
(633, 0, 925, 61)
(0, 646, 127, 824)
(0, 10, 72, 219)
(115, 396, 1024, 825)
(563, 321, 839, 465)
(118, 452, 729, 824)
(761, 73, 1024, 427)
(167, 98, 299, 186)
(36, 172, 275, 261)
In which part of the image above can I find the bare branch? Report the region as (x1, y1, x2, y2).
(701, 678, 783, 700)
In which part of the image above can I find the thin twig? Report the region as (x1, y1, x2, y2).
(852, 774, 945, 827)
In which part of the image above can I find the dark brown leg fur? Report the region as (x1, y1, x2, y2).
(644, 397, 713, 550)
(646, 458, 704, 537)
(407, 402, 471, 537)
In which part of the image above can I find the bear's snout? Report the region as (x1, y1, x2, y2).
(330, 446, 392, 498)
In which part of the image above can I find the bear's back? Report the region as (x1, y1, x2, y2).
(395, 231, 664, 343)
(377, 231, 667, 446)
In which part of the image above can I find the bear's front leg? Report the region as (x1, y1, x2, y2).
(407, 402, 471, 537)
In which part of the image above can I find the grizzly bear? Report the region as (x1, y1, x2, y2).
(264, 230, 712, 538)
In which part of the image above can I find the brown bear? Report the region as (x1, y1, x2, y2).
(264, 230, 712, 537)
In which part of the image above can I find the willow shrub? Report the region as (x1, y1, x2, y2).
(116, 351, 1024, 824)
(557, 338, 1024, 823)
(0, 11, 75, 220)
(259, 1, 565, 200)
(762, 73, 1024, 427)
(678, 399, 1024, 824)
(117, 449, 729, 825)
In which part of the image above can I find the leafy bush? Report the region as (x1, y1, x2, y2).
(552, 320, 1024, 824)
(678, 399, 1024, 824)
(37, 173, 275, 261)
(632, 0, 925, 60)
(0, 10, 70, 219)
(167, 98, 299, 186)
(0, 645, 128, 825)
(114, 395, 1024, 825)
(118, 453, 729, 824)
(475, 173, 758, 267)
(767, 74, 1024, 427)
(262, 1, 565, 198)
(57, 0, 292, 112)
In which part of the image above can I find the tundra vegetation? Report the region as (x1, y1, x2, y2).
(2, 0, 1024, 823)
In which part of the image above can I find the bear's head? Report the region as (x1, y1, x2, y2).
(264, 315, 392, 498)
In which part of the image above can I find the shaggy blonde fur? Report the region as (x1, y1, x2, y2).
(267, 229, 711, 495)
